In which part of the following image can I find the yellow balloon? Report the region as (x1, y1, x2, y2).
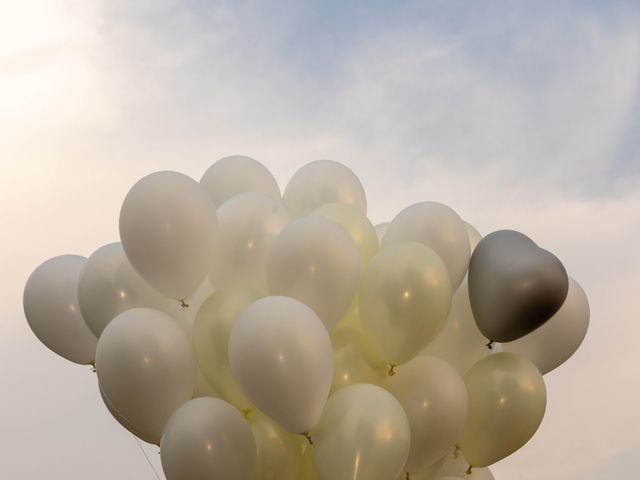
(193, 288, 260, 410)
(458, 352, 546, 467)
(299, 445, 320, 480)
(312, 202, 379, 266)
(359, 241, 452, 366)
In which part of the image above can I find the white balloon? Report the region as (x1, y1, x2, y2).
(96, 308, 196, 445)
(503, 277, 589, 374)
(229, 296, 333, 434)
(200, 155, 281, 207)
(386, 357, 468, 474)
(23, 255, 97, 365)
(210, 192, 290, 291)
(161, 398, 257, 480)
(266, 216, 360, 330)
(78, 242, 175, 336)
(283, 160, 367, 218)
(119, 171, 219, 300)
(374, 222, 390, 243)
(383, 202, 470, 290)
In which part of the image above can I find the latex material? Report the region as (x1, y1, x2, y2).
(229, 296, 333, 433)
(374, 222, 390, 243)
(331, 325, 386, 393)
(468, 230, 569, 342)
(99, 385, 147, 440)
(266, 216, 360, 330)
(193, 289, 259, 410)
(119, 171, 219, 300)
(210, 192, 290, 292)
(504, 277, 589, 374)
(464, 221, 482, 253)
(312, 383, 410, 480)
(382, 202, 470, 290)
(360, 242, 452, 365)
(95, 308, 196, 445)
(283, 160, 367, 218)
(312, 203, 379, 266)
(458, 352, 546, 467)
(160, 398, 257, 480)
(23, 255, 97, 365)
(78, 242, 174, 336)
(200, 155, 281, 208)
(193, 367, 220, 398)
(386, 357, 468, 473)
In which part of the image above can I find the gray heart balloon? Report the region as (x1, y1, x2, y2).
(468, 230, 568, 342)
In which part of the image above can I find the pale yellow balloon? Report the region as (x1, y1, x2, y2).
(192, 289, 260, 410)
(464, 221, 482, 253)
(248, 410, 306, 480)
(331, 325, 387, 393)
(299, 446, 320, 480)
(458, 352, 547, 467)
(359, 241, 452, 366)
(312, 203, 379, 266)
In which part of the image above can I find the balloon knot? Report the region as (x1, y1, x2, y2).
(405, 472, 411, 480)
(466, 465, 473, 475)
(388, 364, 397, 376)
(486, 340, 494, 350)
(179, 299, 189, 309)
(90, 363, 96, 373)
(241, 409, 252, 419)
(453, 445, 460, 459)
(303, 432, 314, 445)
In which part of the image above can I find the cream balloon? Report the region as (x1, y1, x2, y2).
(95, 308, 196, 445)
(200, 155, 281, 207)
(331, 325, 386, 393)
(283, 160, 367, 218)
(161, 397, 257, 480)
(464, 221, 482, 253)
(503, 277, 590, 374)
(99, 385, 147, 440)
(360, 241, 452, 366)
(119, 171, 219, 300)
(300, 446, 320, 480)
(23, 255, 97, 365)
(229, 296, 333, 433)
(193, 289, 259, 410)
(386, 357, 468, 474)
(266, 216, 360, 330)
(374, 222, 390, 244)
(458, 352, 547, 467)
(248, 410, 306, 480)
(312, 383, 410, 480)
(422, 278, 490, 375)
(210, 192, 290, 291)
(383, 202, 470, 290)
(78, 242, 175, 336)
(312, 202, 378, 266)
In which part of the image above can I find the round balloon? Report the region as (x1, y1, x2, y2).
(23, 255, 97, 365)
(266, 216, 360, 330)
(312, 383, 410, 480)
(161, 397, 257, 480)
(464, 221, 482, 253)
(229, 296, 333, 434)
(458, 352, 547, 467)
(96, 308, 196, 445)
(200, 155, 280, 207)
(382, 202, 470, 289)
(99, 385, 147, 440)
(331, 325, 386, 393)
(119, 171, 219, 300)
(282, 160, 367, 218)
(374, 222, 390, 244)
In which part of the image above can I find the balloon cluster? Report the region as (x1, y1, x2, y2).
(24, 157, 590, 480)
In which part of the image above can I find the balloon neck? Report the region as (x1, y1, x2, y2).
(466, 465, 473, 475)
(388, 364, 397, 376)
(241, 409, 252, 420)
(90, 362, 96, 373)
(302, 432, 314, 445)
(486, 340, 494, 350)
(405, 472, 411, 480)
(179, 299, 190, 309)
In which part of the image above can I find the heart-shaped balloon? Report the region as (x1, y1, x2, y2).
(468, 230, 568, 342)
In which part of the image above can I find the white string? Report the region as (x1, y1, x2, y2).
(133, 435, 162, 480)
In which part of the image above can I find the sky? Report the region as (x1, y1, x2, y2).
(1, 0, 639, 478)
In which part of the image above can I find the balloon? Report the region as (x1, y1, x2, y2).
(312, 383, 410, 480)
(193, 367, 220, 398)
(331, 324, 386, 393)
(248, 410, 306, 480)
(229, 296, 333, 433)
(78, 242, 174, 337)
(200, 155, 280, 207)
(359, 241, 452, 366)
(464, 221, 482, 253)
(161, 397, 257, 480)
(23, 255, 97, 365)
(312, 202, 379, 266)
(95, 308, 196, 445)
(266, 216, 360, 330)
(382, 202, 470, 290)
(468, 230, 569, 342)
(458, 352, 547, 467)
(193, 289, 259, 410)
(386, 357, 468, 473)
(374, 222, 390, 243)
(119, 171, 219, 300)
(422, 278, 490, 375)
(99, 385, 148, 440)
(503, 277, 589, 374)
(210, 192, 290, 291)
(282, 160, 367, 218)
(300, 446, 320, 480)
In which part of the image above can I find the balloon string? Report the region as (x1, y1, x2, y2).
(466, 465, 473, 475)
(486, 340, 494, 349)
(302, 432, 314, 445)
(133, 435, 162, 480)
(388, 364, 397, 376)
